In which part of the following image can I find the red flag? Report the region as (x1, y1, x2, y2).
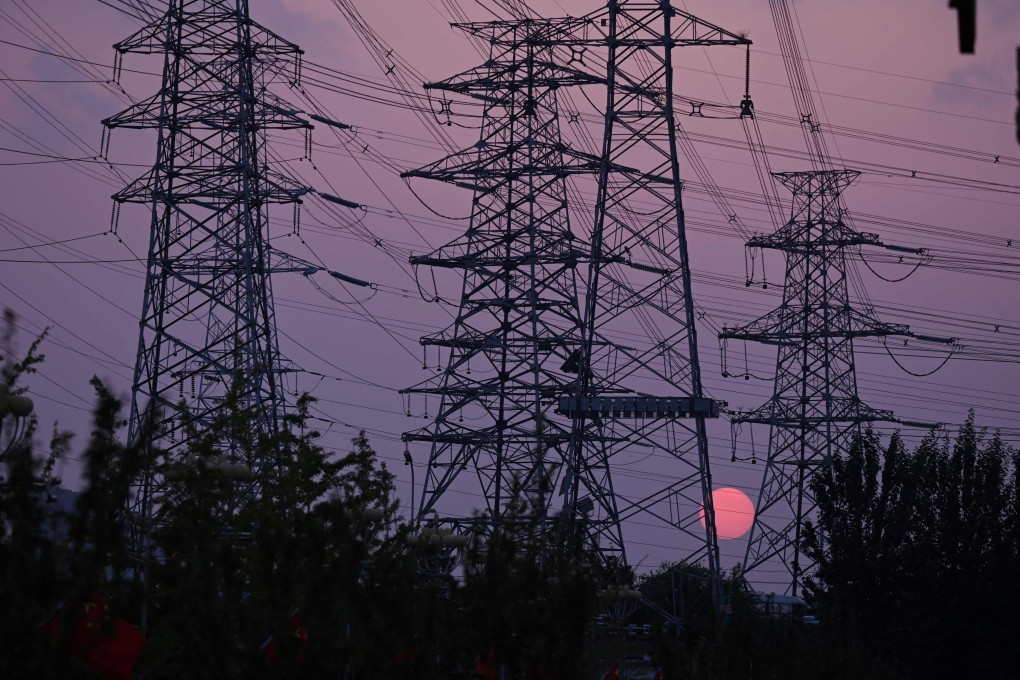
(288, 611, 308, 662)
(47, 592, 105, 654)
(47, 593, 144, 680)
(472, 648, 498, 680)
(86, 618, 145, 680)
(259, 635, 279, 665)
(260, 609, 307, 665)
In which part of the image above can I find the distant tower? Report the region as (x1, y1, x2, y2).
(731, 2, 952, 597)
(719, 170, 937, 594)
(103, 0, 308, 544)
(400, 18, 613, 554)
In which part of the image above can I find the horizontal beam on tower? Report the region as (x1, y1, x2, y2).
(556, 396, 721, 419)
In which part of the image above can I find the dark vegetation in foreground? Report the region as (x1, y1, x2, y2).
(2, 315, 1018, 679)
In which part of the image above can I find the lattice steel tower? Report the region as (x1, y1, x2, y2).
(103, 0, 308, 505)
(405, 4, 750, 606)
(553, 3, 746, 603)
(719, 170, 938, 595)
(400, 18, 616, 557)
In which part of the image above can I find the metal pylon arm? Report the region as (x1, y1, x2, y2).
(425, 58, 606, 95)
(451, 2, 751, 49)
(112, 167, 308, 205)
(746, 224, 882, 252)
(114, 0, 304, 58)
(720, 306, 911, 344)
(104, 90, 309, 132)
(729, 397, 896, 427)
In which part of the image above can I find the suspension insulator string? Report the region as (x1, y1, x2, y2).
(745, 44, 751, 98)
(739, 44, 755, 119)
(720, 338, 729, 378)
(731, 421, 739, 462)
(750, 423, 757, 464)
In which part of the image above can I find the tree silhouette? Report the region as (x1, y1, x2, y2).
(804, 420, 1020, 680)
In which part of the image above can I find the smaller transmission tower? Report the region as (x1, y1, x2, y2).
(719, 170, 939, 594)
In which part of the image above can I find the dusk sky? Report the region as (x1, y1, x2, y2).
(2, 0, 1018, 586)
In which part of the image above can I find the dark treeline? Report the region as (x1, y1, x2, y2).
(2, 316, 1019, 679)
(628, 422, 1020, 680)
(0, 387, 600, 679)
(802, 421, 1020, 680)
(0, 321, 600, 679)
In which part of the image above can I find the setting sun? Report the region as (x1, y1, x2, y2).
(700, 487, 755, 540)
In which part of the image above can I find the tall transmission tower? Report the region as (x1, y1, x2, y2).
(405, 4, 750, 610)
(400, 18, 617, 558)
(719, 171, 948, 594)
(553, 3, 747, 605)
(103, 0, 309, 572)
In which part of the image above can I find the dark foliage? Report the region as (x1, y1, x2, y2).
(8, 309, 1016, 679)
(804, 420, 1020, 680)
(1, 317, 600, 678)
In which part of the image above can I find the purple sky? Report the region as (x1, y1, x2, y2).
(2, 0, 1018, 585)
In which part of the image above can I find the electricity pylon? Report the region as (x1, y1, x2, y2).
(548, 2, 747, 608)
(103, 0, 309, 614)
(105, 0, 308, 453)
(719, 170, 945, 595)
(405, 4, 750, 611)
(400, 18, 615, 558)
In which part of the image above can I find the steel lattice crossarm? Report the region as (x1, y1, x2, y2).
(110, 166, 308, 204)
(401, 143, 605, 190)
(728, 398, 895, 429)
(102, 89, 308, 131)
(451, 3, 749, 49)
(424, 50, 606, 96)
(719, 307, 911, 346)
